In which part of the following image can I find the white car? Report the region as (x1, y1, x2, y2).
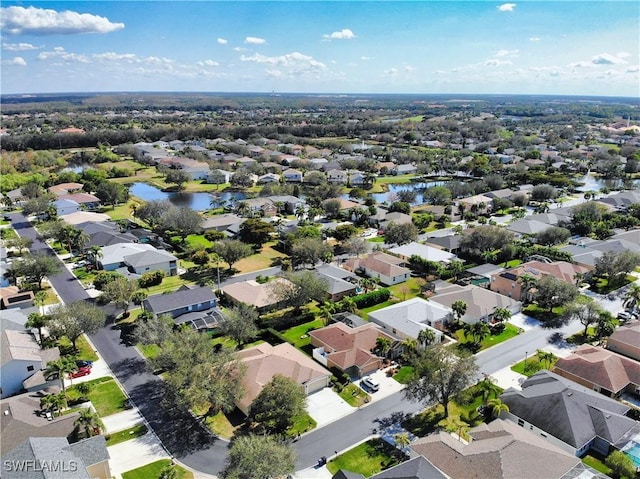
(617, 311, 632, 322)
(361, 376, 380, 392)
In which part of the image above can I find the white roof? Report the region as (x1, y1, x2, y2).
(101, 243, 173, 266)
(388, 242, 456, 263)
(368, 298, 449, 339)
(60, 211, 111, 225)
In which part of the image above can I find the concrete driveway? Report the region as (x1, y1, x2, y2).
(108, 432, 170, 479)
(358, 367, 405, 403)
(306, 388, 354, 428)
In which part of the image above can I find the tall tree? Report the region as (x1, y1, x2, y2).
(492, 307, 512, 324)
(134, 313, 175, 346)
(222, 435, 297, 479)
(534, 275, 579, 313)
(218, 303, 260, 348)
(95, 181, 129, 207)
(451, 300, 467, 324)
(238, 218, 275, 250)
(26, 312, 49, 345)
(517, 274, 538, 304)
(165, 169, 191, 190)
(248, 374, 307, 434)
(384, 222, 418, 245)
(273, 271, 328, 313)
(564, 300, 604, 338)
(404, 345, 478, 418)
(623, 284, 640, 312)
(213, 239, 253, 271)
(47, 301, 106, 349)
(12, 252, 61, 289)
(74, 409, 105, 438)
(102, 278, 139, 316)
(6, 236, 33, 256)
(44, 357, 76, 391)
(291, 237, 333, 268)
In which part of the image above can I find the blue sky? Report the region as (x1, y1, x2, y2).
(1, 1, 638, 96)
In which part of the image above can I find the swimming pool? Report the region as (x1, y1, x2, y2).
(622, 441, 640, 467)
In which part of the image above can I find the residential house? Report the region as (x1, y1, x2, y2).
(364, 457, 448, 479)
(409, 419, 588, 479)
(208, 169, 233, 184)
(500, 370, 640, 457)
(327, 169, 348, 184)
(552, 344, 640, 399)
(282, 168, 303, 182)
(462, 263, 505, 288)
(1, 389, 81, 453)
(506, 218, 553, 237)
(0, 247, 11, 288)
(234, 342, 331, 415)
(48, 183, 84, 196)
(242, 198, 278, 217)
(52, 198, 81, 217)
(606, 321, 640, 361)
(597, 190, 640, 211)
(349, 171, 367, 186)
(368, 298, 449, 339)
(221, 278, 292, 312)
(309, 157, 328, 169)
(85, 229, 138, 249)
(1, 330, 60, 398)
(388, 242, 457, 264)
(378, 212, 413, 232)
(266, 195, 304, 214)
(99, 243, 178, 276)
(59, 211, 111, 225)
(490, 261, 591, 301)
(309, 322, 395, 377)
(143, 286, 220, 329)
(1, 436, 111, 479)
(314, 264, 358, 301)
(57, 193, 101, 209)
(430, 283, 521, 324)
(343, 252, 411, 286)
(201, 214, 246, 235)
(258, 173, 281, 184)
(4, 188, 25, 205)
(0, 287, 35, 310)
(456, 194, 493, 213)
(424, 235, 462, 254)
(395, 164, 417, 175)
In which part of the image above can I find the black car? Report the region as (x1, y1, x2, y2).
(75, 360, 93, 368)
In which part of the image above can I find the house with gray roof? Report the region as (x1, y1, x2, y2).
(99, 243, 177, 276)
(506, 218, 553, 236)
(1, 330, 60, 398)
(315, 264, 358, 301)
(597, 190, 640, 211)
(143, 285, 220, 329)
(410, 419, 599, 479)
(1, 436, 111, 479)
(500, 370, 640, 457)
(431, 283, 521, 324)
(388, 241, 457, 264)
(368, 298, 448, 342)
(424, 235, 462, 253)
(606, 320, 640, 361)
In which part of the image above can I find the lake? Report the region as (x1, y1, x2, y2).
(129, 182, 245, 211)
(574, 173, 640, 192)
(370, 181, 446, 205)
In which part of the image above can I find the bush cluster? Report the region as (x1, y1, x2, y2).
(138, 270, 165, 288)
(352, 288, 391, 309)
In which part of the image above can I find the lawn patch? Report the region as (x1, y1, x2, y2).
(326, 438, 401, 476)
(392, 366, 414, 384)
(281, 319, 324, 349)
(287, 412, 317, 437)
(336, 383, 369, 407)
(184, 234, 213, 250)
(122, 459, 193, 479)
(582, 453, 613, 476)
(511, 350, 558, 376)
(58, 335, 99, 362)
(105, 424, 148, 446)
(455, 323, 520, 352)
(233, 242, 287, 273)
(66, 378, 127, 417)
(202, 410, 240, 439)
(138, 343, 161, 360)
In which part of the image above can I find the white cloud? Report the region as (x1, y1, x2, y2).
(616, 52, 630, 59)
(529, 37, 540, 42)
(217, 38, 228, 45)
(93, 52, 137, 62)
(485, 59, 512, 66)
(244, 36, 266, 45)
(570, 61, 593, 69)
(197, 59, 219, 67)
(323, 28, 356, 40)
(360, 56, 373, 61)
(384, 67, 398, 77)
(0, 6, 124, 35)
(37, 47, 89, 63)
(2, 42, 38, 51)
(626, 65, 639, 73)
(495, 49, 518, 58)
(591, 53, 627, 65)
(404, 65, 416, 72)
(233, 47, 248, 52)
(5, 56, 27, 66)
(240, 52, 324, 68)
(497, 3, 517, 12)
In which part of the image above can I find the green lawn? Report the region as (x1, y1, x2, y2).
(511, 351, 558, 377)
(582, 453, 613, 476)
(105, 424, 148, 447)
(368, 236, 385, 243)
(287, 412, 317, 437)
(392, 366, 414, 384)
(233, 242, 287, 273)
(58, 335, 99, 362)
(138, 343, 162, 360)
(337, 383, 369, 407)
(122, 459, 193, 479)
(455, 323, 520, 352)
(66, 377, 128, 417)
(358, 300, 399, 318)
(326, 439, 401, 476)
(388, 277, 426, 302)
(281, 319, 324, 349)
(202, 410, 238, 439)
(184, 234, 213, 250)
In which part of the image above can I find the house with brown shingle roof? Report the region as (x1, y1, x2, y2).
(221, 278, 293, 312)
(552, 344, 640, 399)
(410, 419, 584, 479)
(490, 260, 591, 302)
(309, 323, 395, 378)
(234, 342, 331, 415)
(342, 252, 410, 286)
(606, 321, 640, 361)
(48, 182, 84, 196)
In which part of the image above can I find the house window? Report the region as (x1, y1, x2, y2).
(27, 365, 34, 372)
(392, 328, 396, 334)
(517, 419, 524, 427)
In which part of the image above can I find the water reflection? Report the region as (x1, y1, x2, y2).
(129, 182, 245, 211)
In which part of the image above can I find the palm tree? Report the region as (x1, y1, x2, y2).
(477, 377, 502, 403)
(536, 350, 556, 369)
(376, 337, 392, 358)
(402, 337, 418, 357)
(319, 301, 335, 326)
(447, 260, 465, 282)
(235, 201, 250, 217)
(486, 398, 509, 418)
(44, 357, 76, 391)
(471, 322, 491, 346)
(86, 245, 103, 267)
(26, 313, 49, 345)
(76, 382, 92, 401)
(518, 274, 538, 304)
(463, 322, 475, 342)
(596, 312, 617, 342)
(294, 205, 307, 222)
(623, 284, 640, 313)
(33, 290, 47, 315)
(40, 394, 56, 415)
(50, 392, 67, 417)
(417, 328, 436, 348)
(394, 432, 410, 453)
(339, 296, 358, 314)
(492, 307, 511, 324)
(74, 409, 104, 438)
(451, 300, 467, 325)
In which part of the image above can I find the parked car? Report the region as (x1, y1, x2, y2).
(75, 360, 93, 368)
(361, 376, 380, 392)
(69, 366, 92, 379)
(617, 311, 632, 322)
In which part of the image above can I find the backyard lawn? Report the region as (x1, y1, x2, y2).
(281, 319, 324, 350)
(122, 459, 193, 479)
(66, 377, 128, 417)
(388, 277, 426, 302)
(233, 242, 286, 273)
(326, 438, 401, 476)
(184, 234, 213, 250)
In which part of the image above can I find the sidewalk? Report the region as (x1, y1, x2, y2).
(102, 409, 144, 434)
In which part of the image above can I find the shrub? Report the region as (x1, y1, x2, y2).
(139, 270, 165, 288)
(94, 271, 124, 290)
(352, 288, 391, 309)
(204, 230, 225, 241)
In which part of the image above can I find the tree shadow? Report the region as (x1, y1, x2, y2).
(129, 380, 218, 457)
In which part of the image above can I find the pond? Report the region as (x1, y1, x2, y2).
(129, 182, 245, 211)
(575, 173, 640, 192)
(367, 181, 446, 205)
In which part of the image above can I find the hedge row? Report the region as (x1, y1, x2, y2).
(352, 288, 391, 309)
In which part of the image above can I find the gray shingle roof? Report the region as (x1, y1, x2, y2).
(371, 456, 447, 479)
(64, 435, 109, 467)
(144, 286, 217, 315)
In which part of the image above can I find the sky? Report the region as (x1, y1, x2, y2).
(1, 1, 639, 96)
